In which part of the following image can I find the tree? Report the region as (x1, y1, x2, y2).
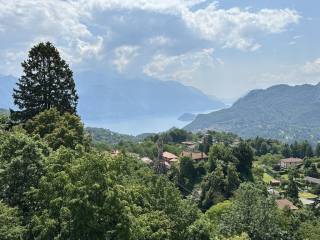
(233, 142, 253, 181)
(287, 172, 299, 201)
(259, 142, 268, 155)
(299, 220, 320, 240)
(315, 143, 320, 157)
(306, 164, 319, 178)
(199, 134, 213, 155)
(281, 144, 291, 158)
(208, 144, 237, 172)
(219, 183, 293, 240)
(23, 108, 88, 150)
(11, 42, 78, 122)
(30, 148, 199, 239)
(225, 164, 240, 197)
(0, 131, 47, 217)
(179, 156, 197, 189)
(0, 201, 25, 240)
(200, 164, 226, 210)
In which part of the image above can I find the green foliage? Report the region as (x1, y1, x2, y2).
(233, 142, 253, 181)
(199, 134, 213, 154)
(11, 42, 78, 122)
(305, 163, 319, 178)
(0, 131, 48, 215)
(200, 164, 226, 210)
(23, 108, 88, 150)
(287, 171, 299, 201)
(0, 201, 25, 240)
(179, 157, 197, 189)
(117, 140, 158, 159)
(299, 220, 320, 240)
(86, 127, 139, 145)
(29, 148, 199, 239)
(0, 113, 9, 130)
(219, 183, 293, 240)
(255, 153, 282, 167)
(208, 144, 237, 172)
(290, 141, 313, 158)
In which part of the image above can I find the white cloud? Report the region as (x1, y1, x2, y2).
(181, 3, 300, 51)
(113, 45, 140, 73)
(77, 0, 206, 15)
(148, 36, 173, 46)
(252, 58, 320, 89)
(76, 1, 300, 51)
(302, 58, 320, 75)
(143, 48, 220, 84)
(0, 0, 104, 75)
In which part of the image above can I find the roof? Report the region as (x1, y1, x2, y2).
(181, 141, 196, 145)
(162, 151, 178, 160)
(271, 179, 281, 184)
(141, 157, 152, 164)
(181, 151, 208, 160)
(300, 198, 315, 205)
(280, 158, 303, 164)
(276, 199, 298, 210)
(305, 176, 320, 185)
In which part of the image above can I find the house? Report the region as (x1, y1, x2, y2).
(141, 157, 152, 165)
(111, 150, 120, 157)
(300, 198, 315, 206)
(270, 179, 281, 186)
(305, 176, 320, 185)
(280, 158, 303, 168)
(276, 199, 298, 210)
(162, 151, 178, 163)
(181, 151, 208, 161)
(267, 188, 280, 196)
(181, 141, 197, 150)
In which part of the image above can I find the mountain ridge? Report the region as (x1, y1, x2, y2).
(185, 82, 320, 144)
(0, 73, 226, 121)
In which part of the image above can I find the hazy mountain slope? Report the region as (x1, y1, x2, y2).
(0, 73, 225, 121)
(185, 83, 320, 143)
(75, 72, 225, 121)
(0, 75, 16, 109)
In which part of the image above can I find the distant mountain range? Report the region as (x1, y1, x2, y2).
(185, 83, 320, 144)
(0, 73, 225, 121)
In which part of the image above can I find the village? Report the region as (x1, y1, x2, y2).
(109, 131, 320, 213)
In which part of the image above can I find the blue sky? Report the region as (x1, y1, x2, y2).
(1, 0, 320, 102)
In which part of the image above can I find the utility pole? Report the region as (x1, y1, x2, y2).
(154, 135, 165, 174)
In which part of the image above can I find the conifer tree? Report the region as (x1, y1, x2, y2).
(11, 42, 78, 122)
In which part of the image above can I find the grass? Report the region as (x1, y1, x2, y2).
(263, 173, 274, 183)
(281, 174, 289, 180)
(299, 192, 318, 199)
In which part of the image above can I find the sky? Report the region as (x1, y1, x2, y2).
(1, 0, 320, 102)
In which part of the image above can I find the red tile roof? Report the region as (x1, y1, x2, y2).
(276, 199, 298, 210)
(181, 151, 208, 161)
(162, 151, 178, 160)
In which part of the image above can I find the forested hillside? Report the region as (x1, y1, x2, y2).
(185, 83, 320, 144)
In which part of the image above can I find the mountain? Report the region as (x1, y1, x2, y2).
(178, 113, 196, 122)
(75, 72, 225, 121)
(86, 127, 154, 145)
(0, 73, 225, 122)
(0, 75, 16, 109)
(185, 83, 320, 143)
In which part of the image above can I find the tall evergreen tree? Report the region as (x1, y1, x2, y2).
(11, 42, 78, 122)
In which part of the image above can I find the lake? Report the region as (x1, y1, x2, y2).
(84, 108, 221, 135)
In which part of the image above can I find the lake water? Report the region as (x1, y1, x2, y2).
(84, 108, 221, 135)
